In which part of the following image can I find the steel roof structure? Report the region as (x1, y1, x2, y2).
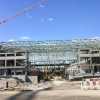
(0, 39, 99, 65)
(0, 39, 100, 52)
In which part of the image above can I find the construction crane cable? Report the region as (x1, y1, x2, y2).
(0, 0, 48, 25)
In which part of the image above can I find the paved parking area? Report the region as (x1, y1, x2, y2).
(0, 81, 100, 100)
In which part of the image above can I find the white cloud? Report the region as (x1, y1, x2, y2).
(48, 17, 54, 22)
(41, 18, 45, 22)
(40, 4, 45, 8)
(20, 36, 31, 40)
(41, 17, 55, 23)
(8, 39, 16, 42)
(89, 36, 100, 40)
(26, 14, 33, 19)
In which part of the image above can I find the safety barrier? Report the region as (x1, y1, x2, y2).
(0, 78, 19, 90)
(81, 78, 100, 90)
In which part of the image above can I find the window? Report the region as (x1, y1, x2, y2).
(0, 60, 5, 66)
(7, 60, 14, 66)
(0, 54, 5, 57)
(16, 52, 25, 56)
(16, 60, 25, 66)
(7, 54, 14, 56)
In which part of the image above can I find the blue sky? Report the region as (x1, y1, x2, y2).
(0, 0, 100, 41)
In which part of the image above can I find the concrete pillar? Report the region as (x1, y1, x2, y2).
(14, 52, 16, 67)
(13, 70, 16, 75)
(5, 53, 7, 68)
(64, 64, 69, 79)
(90, 49, 94, 74)
(77, 48, 80, 72)
(4, 69, 7, 76)
(14, 60, 16, 68)
(5, 60, 7, 68)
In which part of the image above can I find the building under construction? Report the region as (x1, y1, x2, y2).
(0, 39, 100, 80)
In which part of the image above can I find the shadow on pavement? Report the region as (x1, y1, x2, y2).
(6, 87, 52, 100)
(6, 91, 32, 100)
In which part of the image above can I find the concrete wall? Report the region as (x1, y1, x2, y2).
(28, 76, 38, 85)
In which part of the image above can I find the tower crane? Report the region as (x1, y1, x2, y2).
(0, 0, 48, 25)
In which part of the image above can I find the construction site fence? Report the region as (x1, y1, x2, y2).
(81, 78, 100, 90)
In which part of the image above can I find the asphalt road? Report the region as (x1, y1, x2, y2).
(5, 89, 100, 100)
